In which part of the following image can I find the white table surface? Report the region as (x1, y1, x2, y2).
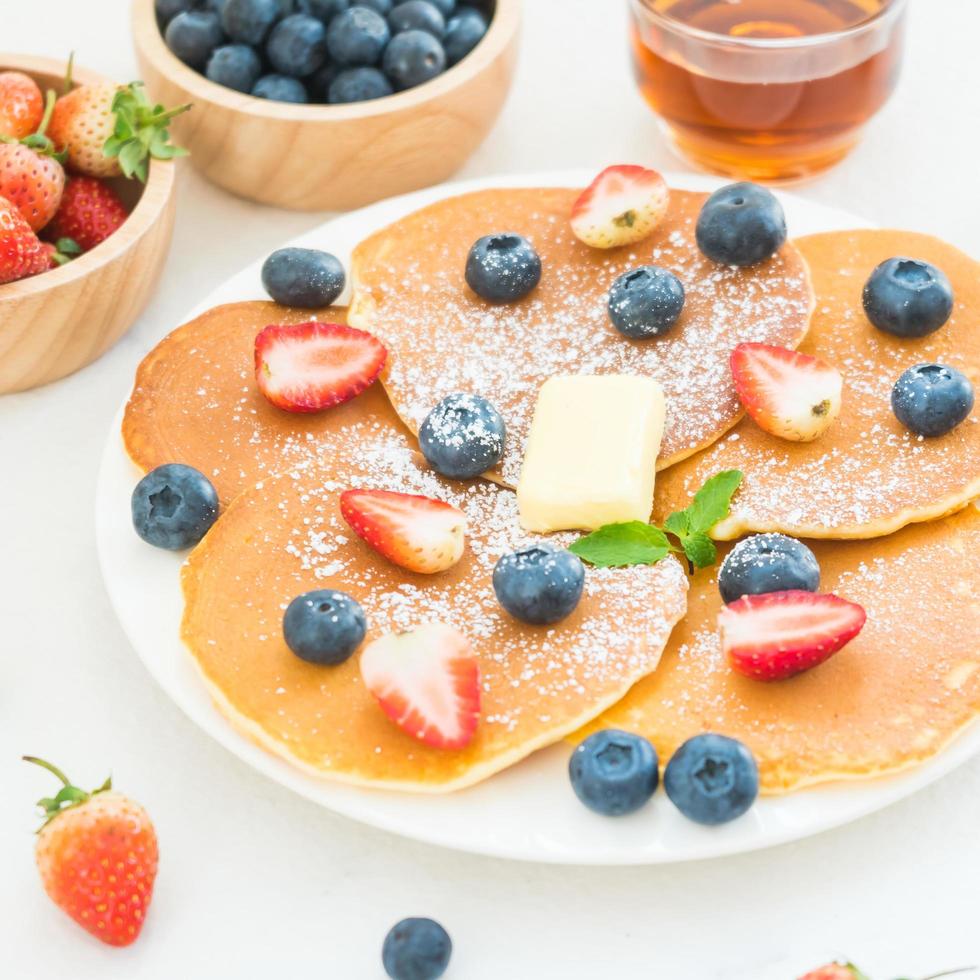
(3, 1, 979, 977)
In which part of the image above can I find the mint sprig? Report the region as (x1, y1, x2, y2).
(569, 470, 743, 571)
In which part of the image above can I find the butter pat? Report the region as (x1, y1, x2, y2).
(517, 375, 666, 533)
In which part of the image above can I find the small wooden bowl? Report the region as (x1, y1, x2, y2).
(131, 0, 520, 211)
(0, 55, 177, 394)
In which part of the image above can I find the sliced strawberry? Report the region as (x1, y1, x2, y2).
(570, 165, 670, 249)
(730, 342, 843, 442)
(359, 623, 481, 749)
(719, 590, 866, 681)
(254, 321, 387, 413)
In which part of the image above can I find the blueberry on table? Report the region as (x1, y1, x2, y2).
(695, 182, 787, 267)
(164, 10, 226, 69)
(569, 730, 659, 816)
(493, 543, 585, 626)
(718, 533, 820, 604)
(206, 43, 263, 92)
(664, 733, 759, 826)
(266, 13, 329, 76)
(418, 392, 505, 479)
(326, 6, 391, 65)
(608, 265, 685, 339)
(383, 29, 446, 89)
(389, 1, 446, 39)
(283, 590, 366, 665)
(464, 232, 541, 302)
(222, 0, 280, 45)
(132, 464, 219, 551)
(251, 74, 309, 102)
(261, 247, 346, 307)
(382, 918, 452, 980)
(444, 5, 487, 64)
(329, 66, 393, 102)
(862, 257, 954, 338)
(155, 0, 196, 29)
(891, 363, 974, 437)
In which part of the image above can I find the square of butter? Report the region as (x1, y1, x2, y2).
(517, 375, 666, 533)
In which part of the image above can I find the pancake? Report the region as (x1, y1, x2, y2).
(578, 500, 980, 793)
(181, 437, 689, 792)
(654, 231, 980, 539)
(122, 301, 413, 505)
(348, 187, 814, 487)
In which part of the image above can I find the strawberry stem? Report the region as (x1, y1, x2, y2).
(36, 89, 56, 138)
(22, 755, 72, 787)
(23, 756, 112, 830)
(63, 52, 75, 95)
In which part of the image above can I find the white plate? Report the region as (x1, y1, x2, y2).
(96, 170, 980, 865)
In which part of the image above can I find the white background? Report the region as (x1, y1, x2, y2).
(3, 1, 979, 977)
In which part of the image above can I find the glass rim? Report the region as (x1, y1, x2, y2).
(630, 0, 908, 50)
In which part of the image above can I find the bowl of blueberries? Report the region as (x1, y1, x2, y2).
(133, 0, 519, 210)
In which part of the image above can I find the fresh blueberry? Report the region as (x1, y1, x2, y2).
(443, 5, 486, 63)
(203, 0, 230, 15)
(696, 182, 787, 267)
(251, 73, 309, 101)
(329, 66, 393, 102)
(862, 257, 954, 339)
(155, 0, 196, 29)
(326, 6, 391, 64)
(418, 392, 505, 479)
(388, 1, 445, 38)
(464, 232, 541, 303)
(297, 0, 350, 19)
(569, 730, 658, 816)
(664, 733, 759, 826)
(283, 589, 366, 665)
(382, 918, 452, 980)
(891, 363, 974, 437)
(132, 463, 219, 551)
(223, 0, 280, 44)
(717, 533, 820, 604)
(262, 247, 345, 307)
(206, 43, 263, 92)
(164, 10, 225, 69)
(266, 14, 328, 76)
(607, 265, 684, 339)
(382, 30, 446, 89)
(427, 0, 454, 15)
(493, 543, 585, 626)
(359, 0, 393, 13)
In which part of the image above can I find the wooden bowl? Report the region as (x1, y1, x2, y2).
(131, 0, 520, 211)
(0, 55, 177, 394)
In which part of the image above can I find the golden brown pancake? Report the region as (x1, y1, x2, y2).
(578, 501, 980, 793)
(348, 187, 814, 486)
(123, 301, 413, 505)
(181, 438, 689, 792)
(655, 231, 980, 539)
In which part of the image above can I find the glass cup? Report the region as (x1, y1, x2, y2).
(629, 0, 908, 182)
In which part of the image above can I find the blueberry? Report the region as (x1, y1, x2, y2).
(862, 257, 954, 339)
(326, 6, 391, 65)
(282, 589, 366, 665)
(203, 0, 230, 14)
(382, 30, 446, 89)
(388, 1, 445, 38)
(428, 0, 454, 15)
(696, 182, 787, 267)
(132, 463, 219, 550)
(308, 61, 342, 100)
(206, 43, 263, 92)
(418, 392, 505, 479)
(329, 66, 393, 102)
(717, 533, 820, 604)
(359, 0, 392, 12)
(493, 543, 585, 625)
(262, 247, 345, 307)
(569, 730, 658, 816)
(664, 733, 759, 826)
(382, 918, 452, 980)
(266, 13, 328, 75)
(607, 265, 684, 339)
(464, 232, 541, 303)
(155, 0, 196, 29)
(251, 74, 309, 101)
(891, 363, 974, 437)
(165, 10, 225, 69)
(443, 5, 486, 64)
(223, 0, 280, 44)
(297, 0, 349, 19)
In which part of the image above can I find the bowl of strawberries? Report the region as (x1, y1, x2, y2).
(0, 54, 183, 394)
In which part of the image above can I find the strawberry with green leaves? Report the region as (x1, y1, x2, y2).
(799, 964, 974, 980)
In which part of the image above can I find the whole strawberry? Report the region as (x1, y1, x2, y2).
(24, 756, 158, 947)
(46, 177, 128, 251)
(0, 195, 48, 284)
(0, 70, 44, 139)
(799, 965, 869, 980)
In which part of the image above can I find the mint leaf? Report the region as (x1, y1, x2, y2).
(569, 522, 670, 568)
(662, 510, 689, 538)
(685, 469, 743, 535)
(682, 532, 716, 569)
